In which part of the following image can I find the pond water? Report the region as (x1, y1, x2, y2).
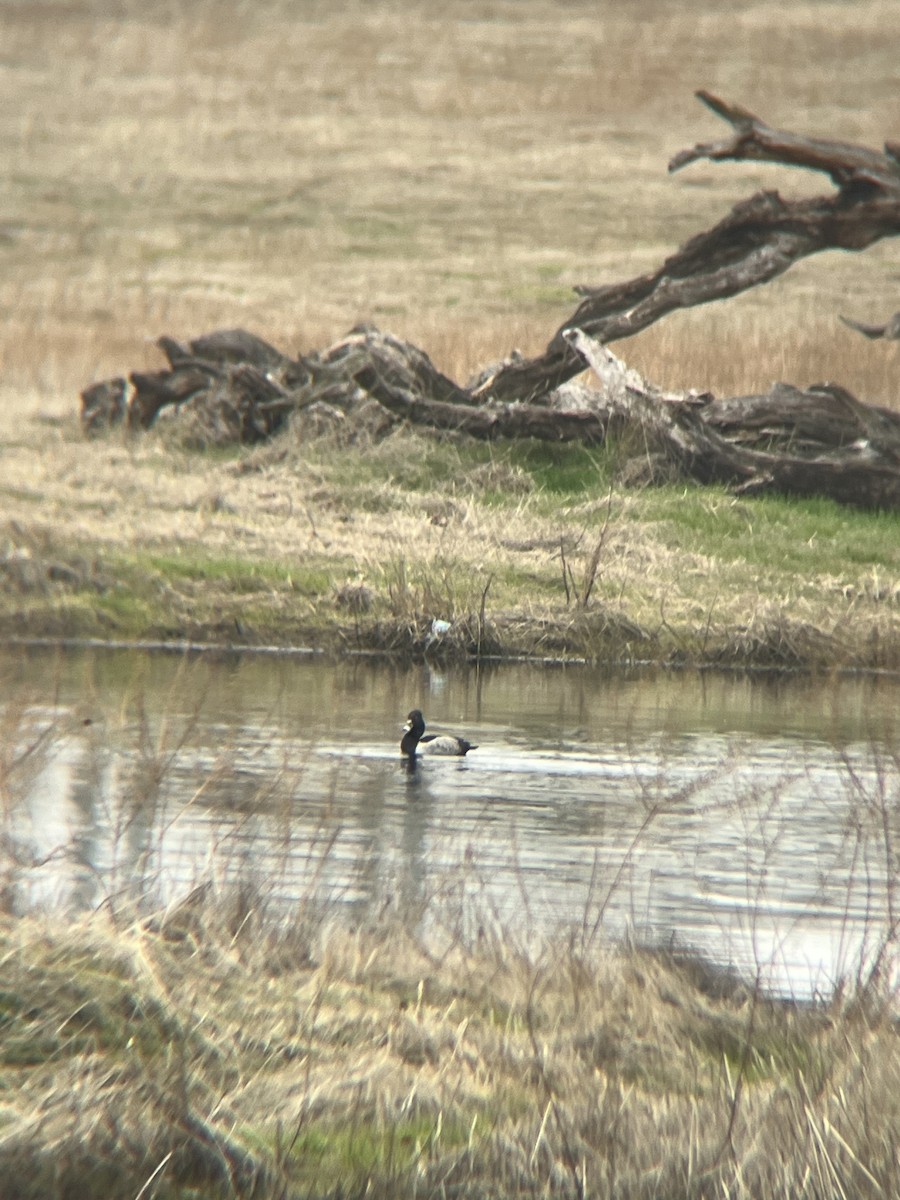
(2, 644, 899, 999)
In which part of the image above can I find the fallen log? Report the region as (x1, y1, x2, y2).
(79, 320, 900, 509)
(563, 329, 900, 510)
(78, 95, 900, 509)
(701, 381, 900, 456)
(353, 362, 607, 444)
(81, 377, 128, 435)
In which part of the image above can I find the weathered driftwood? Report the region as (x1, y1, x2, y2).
(355, 362, 607, 444)
(474, 91, 900, 404)
(80, 319, 900, 508)
(563, 329, 900, 510)
(79, 94, 900, 509)
(85, 329, 304, 438)
(81, 377, 128, 435)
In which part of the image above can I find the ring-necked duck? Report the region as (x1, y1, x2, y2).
(401, 709, 477, 757)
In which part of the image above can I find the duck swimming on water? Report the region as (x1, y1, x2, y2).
(401, 709, 477, 758)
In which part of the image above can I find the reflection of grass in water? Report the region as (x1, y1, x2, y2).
(1, 684, 899, 1197)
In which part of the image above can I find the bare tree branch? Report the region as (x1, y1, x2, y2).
(840, 312, 900, 340)
(80, 95, 900, 510)
(476, 92, 900, 403)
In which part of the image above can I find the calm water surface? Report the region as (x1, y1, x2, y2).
(3, 645, 899, 998)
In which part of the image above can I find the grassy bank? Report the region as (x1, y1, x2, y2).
(2, 424, 899, 668)
(2, 5, 899, 1195)
(1, 0, 898, 668)
(1, 891, 898, 1200)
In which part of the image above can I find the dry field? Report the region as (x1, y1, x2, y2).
(0, 0, 899, 662)
(1, 11, 899, 1191)
(1, 0, 898, 390)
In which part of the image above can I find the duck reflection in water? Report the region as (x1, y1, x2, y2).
(400, 709, 477, 769)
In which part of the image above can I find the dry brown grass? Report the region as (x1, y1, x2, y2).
(0, 887, 897, 1200)
(0, 0, 898, 665)
(1, 0, 898, 398)
(2, 4, 898, 1175)
(1, 420, 898, 668)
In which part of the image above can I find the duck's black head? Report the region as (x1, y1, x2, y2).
(401, 709, 426, 756)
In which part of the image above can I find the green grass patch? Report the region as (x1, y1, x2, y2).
(324, 438, 614, 501)
(285, 1114, 469, 1189)
(93, 589, 158, 629)
(350, 437, 495, 495)
(686, 1014, 827, 1086)
(641, 487, 900, 578)
(138, 550, 332, 598)
(0, 545, 356, 642)
(501, 440, 611, 495)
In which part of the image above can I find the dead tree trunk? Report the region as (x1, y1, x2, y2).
(474, 91, 900, 404)
(80, 94, 900, 509)
(563, 329, 900, 510)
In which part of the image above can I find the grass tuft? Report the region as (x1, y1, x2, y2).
(0, 891, 897, 1200)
